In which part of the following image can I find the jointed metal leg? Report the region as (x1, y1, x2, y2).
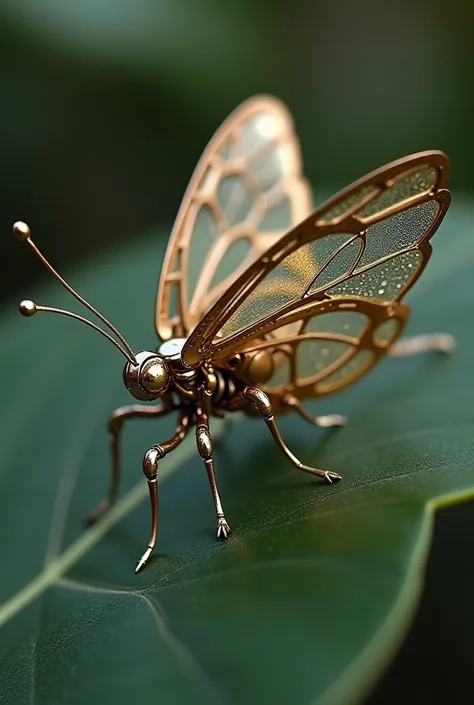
(196, 378, 231, 539)
(135, 412, 191, 573)
(244, 386, 342, 483)
(283, 395, 346, 428)
(388, 333, 455, 357)
(84, 400, 173, 526)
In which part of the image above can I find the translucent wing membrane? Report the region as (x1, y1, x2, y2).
(155, 95, 311, 340)
(316, 165, 439, 225)
(182, 150, 451, 399)
(228, 297, 409, 408)
(213, 194, 440, 345)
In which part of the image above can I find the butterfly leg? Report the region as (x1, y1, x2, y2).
(84, 399, 173, 526)
(196, 366, 232, 539)
(388, 333, 455, 357)
(135, 411, 191, 573)
(244, 386, 342, 483)
(283, 395, 346, 428)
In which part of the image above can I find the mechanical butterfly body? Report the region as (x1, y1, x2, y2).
(14, 95, 454, 572)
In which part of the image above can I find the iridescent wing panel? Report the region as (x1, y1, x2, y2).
(182, 151, 450, 367)
(155, 95, 311, 340)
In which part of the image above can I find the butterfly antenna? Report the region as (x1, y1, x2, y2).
(13, 221, 137, 365)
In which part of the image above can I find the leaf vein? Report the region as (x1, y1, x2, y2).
(0, 421, 226, 629)
(44, 368, 115, 565)
(138, 593, 227, 705)
(55, 576, 138, 597)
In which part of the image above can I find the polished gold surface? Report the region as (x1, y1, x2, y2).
(243, 386, 342, 483)
(123, 351, 172, 401)
(182, 150, 450, 367)
(18, 299, 36, 317)
(195, 424, 213, 459)
(14, 222, 137, 364)
(24, 302, 137, 363)
(135, 412, 191, 572)
(140, 357, 171, 393)
(155, 95, 311, 341)
(84, 399, 174, 526)
(195, 378, 231, 539)
(235, 349, 275, 385)
(283, 395, 346, 428)
(13, 220, 31, 241)
(14, 95, 454, 572)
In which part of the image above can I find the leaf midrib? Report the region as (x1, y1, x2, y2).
(0, 432, 198, 627)
(1, 203, 471, 705)
(1, 415, 471, 632)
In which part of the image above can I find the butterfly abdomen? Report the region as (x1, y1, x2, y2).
(210, 349, 276, 415)
(212, 368, 240, 409)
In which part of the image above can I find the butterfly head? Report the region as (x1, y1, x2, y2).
(123, 351, 171, 401)
(13, 221, 174, 402)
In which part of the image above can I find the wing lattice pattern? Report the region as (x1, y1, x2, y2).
(181, 150, 450, 374)
(179, 150, 451, 403)
(155, 96, 311, 340)
(217, 198, 440, 342)
(227, 297, 410, 408)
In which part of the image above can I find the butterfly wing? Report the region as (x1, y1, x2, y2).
(155, 95, 311, 341)
(181, 150, 450, 380)
(224, 296, 410, 411)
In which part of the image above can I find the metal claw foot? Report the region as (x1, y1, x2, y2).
(217, 516, 232, 539)
(135, 545, 153, 574)
(322, 470, 342, 484)
(299, 465, 342, 483)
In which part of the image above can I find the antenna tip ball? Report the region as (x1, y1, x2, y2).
(13, 221, 31, 241)
(19, 300, 37, 317)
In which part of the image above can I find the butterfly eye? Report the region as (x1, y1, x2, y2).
(140, 357, 170, 394)
(123, 351, 171, 400)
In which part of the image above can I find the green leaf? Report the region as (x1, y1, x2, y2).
(1, 198, 474, 705)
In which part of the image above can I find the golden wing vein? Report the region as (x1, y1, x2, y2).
(155, 95, 312, 341)
(182, 150, 450, 369)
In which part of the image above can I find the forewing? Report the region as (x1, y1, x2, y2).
(182, 151, 450, 366)
(222, 297, 409, 409)
(155, 95, 311, 340)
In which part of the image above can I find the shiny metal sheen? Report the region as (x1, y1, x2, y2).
(13, 95, 454, 573)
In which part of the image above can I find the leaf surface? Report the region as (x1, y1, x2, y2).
(1, 199, 474, 705)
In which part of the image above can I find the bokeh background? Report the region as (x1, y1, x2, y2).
(1, 0, 473, 306)
(1, 0, 473, 701)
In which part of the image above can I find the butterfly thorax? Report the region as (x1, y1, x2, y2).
(157, 338, 275, 414)
(171, 366, 244, 412)
(123, 334, 276, 416)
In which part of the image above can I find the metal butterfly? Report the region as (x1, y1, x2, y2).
(14, 95, 454, 572)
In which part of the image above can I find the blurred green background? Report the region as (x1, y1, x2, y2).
(1, 0, 473, 306)
(1, 0, 473, 700)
